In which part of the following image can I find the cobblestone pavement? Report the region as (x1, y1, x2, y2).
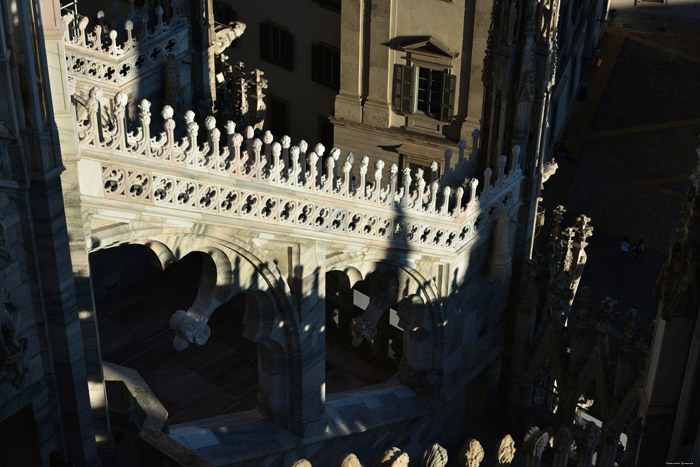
(540, 22, 700, 326)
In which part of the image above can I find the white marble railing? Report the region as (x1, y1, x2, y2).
(76, 88, 523, 251)
(61, 3, 188, 87)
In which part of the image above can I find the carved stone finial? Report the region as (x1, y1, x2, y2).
(263, 130, 273, 144)
(184, 110, 195, 124)
(339, 454, 361, 467)
(495, 435, 516, 465)
(205, 116, 216, 131)
(422, 443, 448, 467)
(289, 460, 311, 467)
(381, 447, 409, 467)
(245, 126, 255, 139)
(281, 135, 291, 148)
(459, 439, 484, 467)
(224, 121, 236, 135)
(161, 105, 174, 121)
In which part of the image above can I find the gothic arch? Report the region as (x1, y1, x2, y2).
(87, 223, 308, 433)
(324, 254, 446, 393)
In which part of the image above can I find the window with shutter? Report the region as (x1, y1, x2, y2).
(440, 73, 456, 121)
(259, 22, 293, 71)
(312, 43, 340, 89)
(393, 64, 415, 114)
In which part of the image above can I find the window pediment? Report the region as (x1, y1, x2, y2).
(391, 36, 459, 60)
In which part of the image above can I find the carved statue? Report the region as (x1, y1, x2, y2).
(541, 158, 558, 189)
(459, 439, 485, 467)
(0, 287, 29, 392)
(496, 434, 516, 465)
(381, 447, 410, 467)
(212, 22, 246, 55)
(339, 453, 362, 467)
(422, 443, 448, 466)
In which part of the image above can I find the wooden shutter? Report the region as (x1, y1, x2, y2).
(282, 30, 293, 70)
(259, 23, 269, 60)
(440, 73, 456, 121)
(393, 64, 415, 114)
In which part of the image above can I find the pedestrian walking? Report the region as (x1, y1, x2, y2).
(619, 236, 630, 260)
(634, 239, 644, 260)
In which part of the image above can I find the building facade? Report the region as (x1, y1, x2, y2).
(6, 0, 685, 466)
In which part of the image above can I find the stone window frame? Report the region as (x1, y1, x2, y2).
(391, 37, 458, 123)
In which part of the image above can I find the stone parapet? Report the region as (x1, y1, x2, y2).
(75, 89, 523, 254)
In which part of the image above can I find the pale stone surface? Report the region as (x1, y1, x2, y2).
(459, 439, 485, 467)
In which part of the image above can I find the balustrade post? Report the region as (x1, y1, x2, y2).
(510, 145, 520, 173)
(205, 116, 219, 170)
(386, 163, 398, 205)
(440, 186, 451, 216)
(523, 427, 548, 467)
(429, 181, 439, 213)
(231, 132, 244, 175)
(400, 167, 411, 209)
(307, 152, 319, 190)
(299, 140, 308, 182)
(324, 152, 336, 192)
(290, 146, 301, 188)
(281, 135, 291, 175)
(161, 105, 175, 162)
(552, 427, 572, 467)
(415, 168, 426, 209)
(341, 152, 354, 196)
(430, 160, 439, 184)
(137, 99, 152, 158)
(314, 143, 325, 187)
(497, 154, 507, 183)
(454, 187, 464, 216)
(223, 121, 236, 172)
(270, 142, 282, 183)
(183, 110, 198, 167)
(576, 422, 600, 467)
(252, 138, 264, 179)
(372, 160, 384, 202)
(469, 178, 479, 206)
(357, 156, 369, 199)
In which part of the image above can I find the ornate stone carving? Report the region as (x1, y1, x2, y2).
(459, 439, 485, 467)
(0, 287, 29, 396)
(212, 22, 246, 55)
(422, 443, 448, 466)
(339, 454, 361, 467)
(496, 434, 516, 465)
(79, 91, 524, 252)
(381, 447, 410, 467)
(62, 6, 188, 89)
(169, 310, 211, 351)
